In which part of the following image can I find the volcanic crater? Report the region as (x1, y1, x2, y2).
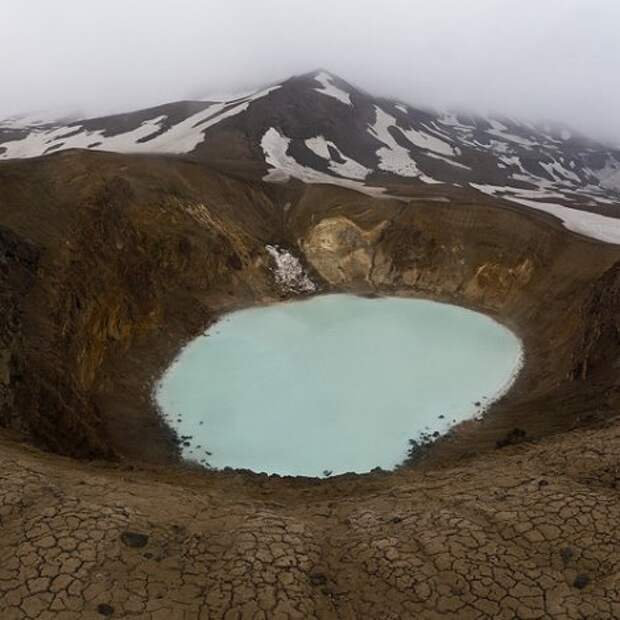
(1, 149, 620, 618)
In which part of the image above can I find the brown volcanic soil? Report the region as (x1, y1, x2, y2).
(1, 149, 620, 618)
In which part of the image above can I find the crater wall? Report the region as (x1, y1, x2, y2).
(0, 151, 619, 464)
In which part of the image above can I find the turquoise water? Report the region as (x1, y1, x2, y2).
(156, 294, 522, 477)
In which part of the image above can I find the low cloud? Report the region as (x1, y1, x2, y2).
(3, 0, 619, 143)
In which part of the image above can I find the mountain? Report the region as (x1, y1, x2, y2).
(2, 70, 620, 241)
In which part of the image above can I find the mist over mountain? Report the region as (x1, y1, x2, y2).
(4, 0, 620, 144)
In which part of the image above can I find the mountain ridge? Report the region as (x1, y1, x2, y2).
(2, 69, 620, 242)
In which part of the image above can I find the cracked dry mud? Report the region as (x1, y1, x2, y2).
(1, 422, 619, 619)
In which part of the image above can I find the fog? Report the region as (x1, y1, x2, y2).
(4, 0, 619, 143)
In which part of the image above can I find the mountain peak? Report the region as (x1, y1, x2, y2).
(1, 71, 619, 244)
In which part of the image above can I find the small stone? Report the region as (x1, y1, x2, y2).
(573, 574, 590, 589)
(496, 428, 527, 449)
(310, 573, 327, 586)
(97, 603, 114, 616)
(560, 546, 574, 566)
(120, 532, 149, 548)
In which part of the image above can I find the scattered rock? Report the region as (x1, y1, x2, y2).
(310, 573, 327, 586)
(496, 428, 528, 449)
(97, 603, 114, 616)
(574, 574, 590, 589)
(560, 547, 574, 567)
(120, 531, 149, 548)
(227, 252, 242, 270)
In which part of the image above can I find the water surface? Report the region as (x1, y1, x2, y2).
(157, 294, 522, 477)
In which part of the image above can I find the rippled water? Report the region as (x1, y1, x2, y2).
(156, 294, 522, 477)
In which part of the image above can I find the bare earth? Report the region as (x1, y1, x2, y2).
(2, 420, 619, 619)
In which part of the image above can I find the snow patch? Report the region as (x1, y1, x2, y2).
(0, 86, 280, 159)
(593, 161, 620, 192)
(399, 125, 455, 157)
(313, 72, 352, 106)
(0, 108, 83, 129)
(540, 160, 581, 184)
(0, 115, 168, 159)
(261, 128, 385, 197)
(487, 119, 509, 133)
(486, 127, 538, 148)
(601, 169, 620, 192)
(305, 136, 331, 160)
(439, 114, 475, 130)
(424, 151, 471, 170)
(368, 107, 420, 178)
(304, 136, 370, 180)
(501, 156, 528, 175)
(470, 183, 620, 244)
(201, 87, 260, 102)
(266, 245, 317, 293)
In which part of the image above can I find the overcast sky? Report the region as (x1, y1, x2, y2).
(4, 0, 619, 143)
